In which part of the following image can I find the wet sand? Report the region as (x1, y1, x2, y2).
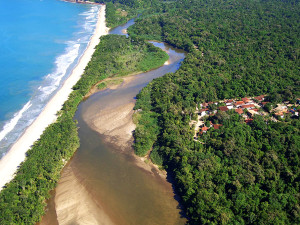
(40, 18, 187, 225)
(55, 165, 114, 225)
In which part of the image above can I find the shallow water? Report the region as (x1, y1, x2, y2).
(40, 18, 186, 225)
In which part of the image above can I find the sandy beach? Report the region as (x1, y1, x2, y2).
(0, 5, 109, 191)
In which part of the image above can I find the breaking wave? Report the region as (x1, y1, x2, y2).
(0, 5, 100, 158)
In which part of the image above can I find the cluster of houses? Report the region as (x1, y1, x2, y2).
(193, 95, 299, 138)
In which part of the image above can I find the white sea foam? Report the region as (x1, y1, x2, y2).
(0, 101, 32, 142)
(0, 5, 100, 158)
(37, 43, 80, 101)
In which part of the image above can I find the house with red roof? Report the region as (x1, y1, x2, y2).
(219, 106, 229, 112)
(199, 108, 209, 117)
(245, 118, 253, 123)
(201, 126, 209, 133)
(234, 101, 244, 107)
(254, 95, 265, 101)
(213, 124, 223, 129)
(235, 108, 244, 114)
(225, 99, 234, 106)
(241, 104, 255, 109)
(242, 97, 250, 103)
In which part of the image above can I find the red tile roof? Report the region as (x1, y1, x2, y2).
(213, 124, 223, 129)
(219, 106, 229, 112)
(235, 108, 244, 114)
(254, 95, 265, 101)
(202, 126, 209, 131)
(245, 119, 253, 123)
(242, 97, 250, 103)
(241, 104, 255, 109)
(235, 101, 244, 106)
(225, 99, 234, 103)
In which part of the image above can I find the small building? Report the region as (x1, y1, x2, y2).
(242, 97, 250, 103)
(245, 118, 253, 123)
(219, 106, 229, 112)
(234, 101, 244, 107)
(247, 109, 259, 117)
(235, 108, 244, 115)
(201, 126, 209, 133)
(200, 108, 209, 117)
(225, 99, 234, 104)
(213, 124, 223, 129)
(254, 95, 265, 101)
(241, 104, 255, 109)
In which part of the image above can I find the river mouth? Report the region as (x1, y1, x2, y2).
(40, 18, 186, 225)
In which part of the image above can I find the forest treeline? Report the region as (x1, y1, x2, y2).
(93, 0, 159, 27)
(130, 0, 300, 224)
(0, 34, 168, 224)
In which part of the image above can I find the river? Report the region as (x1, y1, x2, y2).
(40, 18, 186, 225)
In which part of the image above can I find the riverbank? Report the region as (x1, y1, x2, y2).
(0, 5, 109, 190)
(82, 42, 185, 178)
(35, 13, 186, 224)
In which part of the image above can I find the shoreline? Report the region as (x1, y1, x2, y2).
(0, 5, 109, 191)
(62, 0, 103, 5)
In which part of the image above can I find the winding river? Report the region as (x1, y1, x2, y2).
(40, 18, 186, 225)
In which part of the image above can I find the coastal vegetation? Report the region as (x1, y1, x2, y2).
(0, 0, 299, 224)
(96, 0, 159, 28)
(130, 0, 300, 224)
(0, 33, 168, 223)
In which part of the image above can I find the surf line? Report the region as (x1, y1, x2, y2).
(0, 5, 109, 191)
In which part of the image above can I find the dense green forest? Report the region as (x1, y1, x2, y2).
(0, 34, 167, 224)
(131, 0, 300, 224)
(93, 0, 159, 27)
(0, 0, 299, 224)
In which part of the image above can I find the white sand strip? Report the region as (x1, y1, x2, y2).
(0, 5, 109, 191)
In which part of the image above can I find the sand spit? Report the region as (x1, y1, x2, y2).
(54, 165, 114, 225)
(91, 102, 136, 150)
(0, 5, 109, 191)
(84, 77, 167, 179)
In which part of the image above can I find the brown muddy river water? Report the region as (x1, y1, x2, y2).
(40, 18, 186, 225)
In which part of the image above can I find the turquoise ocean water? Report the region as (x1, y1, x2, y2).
(0, 0, 99, 157)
